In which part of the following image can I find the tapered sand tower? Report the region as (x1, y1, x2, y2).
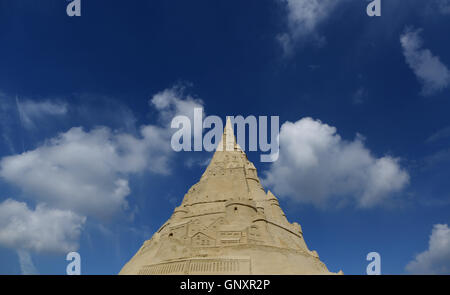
(120, 118, 338, 274)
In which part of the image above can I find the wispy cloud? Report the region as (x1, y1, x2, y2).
(423, 148, 450, 169)
(16, 98, 67, 130)
(277, 0, 346, 55)
(436, 0, 450, 14)
(352, 87, 369, 105)
(16, 250, 38, 275)
(150, 84, 204, 126)
(400, 28, 450, 96)
(426, 126, 450, 143)
(0, 92, 19, 153)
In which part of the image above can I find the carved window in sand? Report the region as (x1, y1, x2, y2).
(208, 217, 226, 231)
(249, 225, 261, 240)
(192, 233, 215, 247)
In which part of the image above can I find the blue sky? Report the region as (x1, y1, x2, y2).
(0, 0, 450, 275)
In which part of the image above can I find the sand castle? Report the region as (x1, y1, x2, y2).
(119, 118, 339, 274)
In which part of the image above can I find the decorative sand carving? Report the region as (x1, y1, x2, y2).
(120, 118, 340, 275)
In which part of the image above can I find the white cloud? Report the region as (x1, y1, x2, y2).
(406, 224, 450, 274)
(150, 85, 205, 152)
(0, 85, 203, 263)
(16, 98, 67, 129)
(262, 117, 409, 208)
(426, 126, 450, 143)
(0, 125, 171, 219)
(353, 87, 368, 105)
(0, 199, 85, 253)
(277, 0, 345, 54)
(150, 85, 204, 125)
(0, 92, 18, 153)
(17, 250, 38, 275)
(436, 0, 450, 14)
(0, 85, 204, 221)
(400, 28, 450, 96)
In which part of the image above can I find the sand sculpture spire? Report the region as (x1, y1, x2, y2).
(215, 116, 240, 152)
(119, 118, 338, 275)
